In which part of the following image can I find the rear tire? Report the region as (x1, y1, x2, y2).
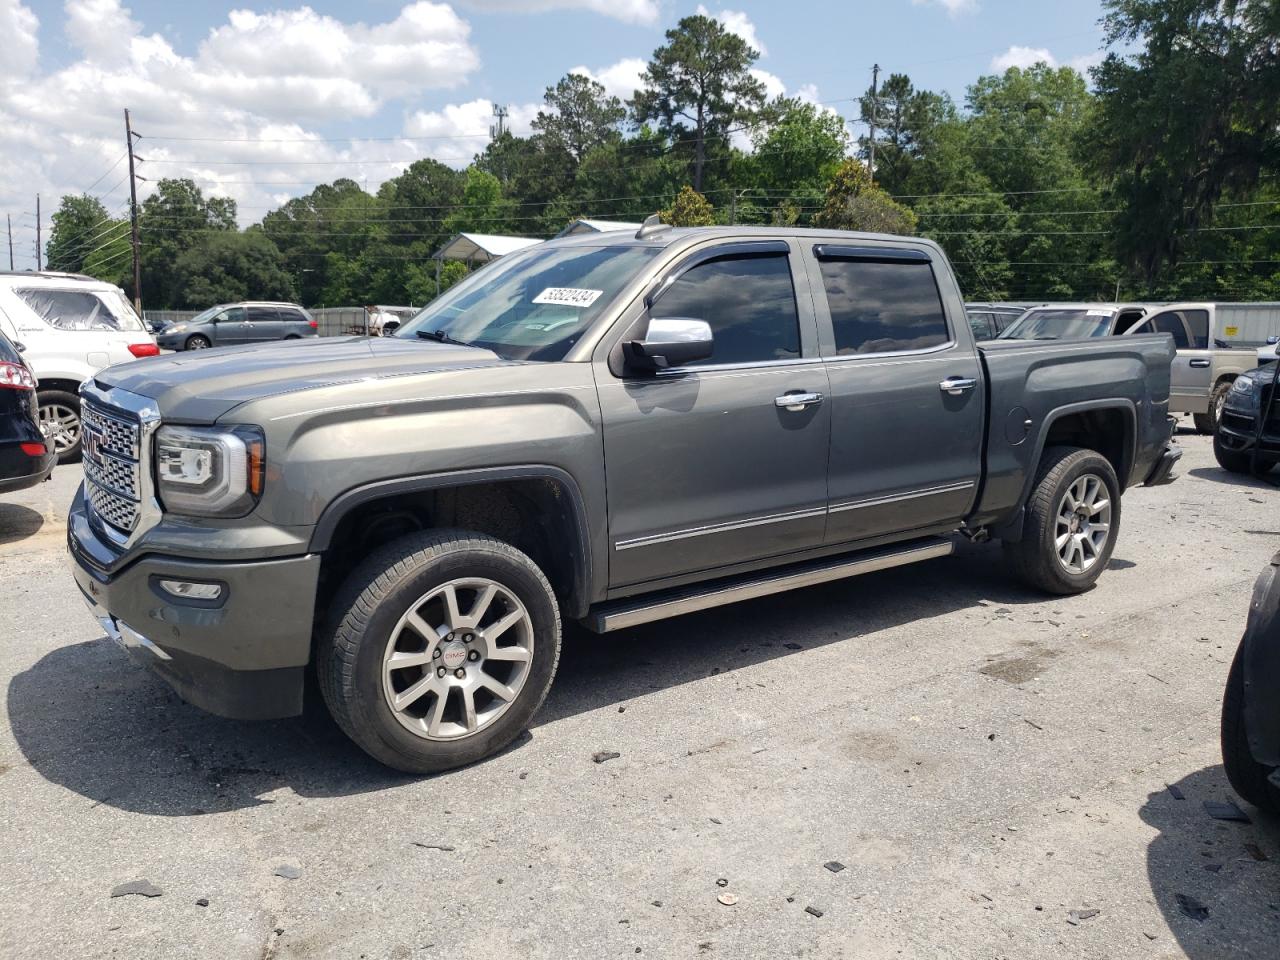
(37, 389, 82, 464)
(185, 335, 211, 350)
(1221, 643, 1280, 814)
(318, 530, 561, 774)
(1004, 446, 1120, 595)
(1194, 382, 1232, 434)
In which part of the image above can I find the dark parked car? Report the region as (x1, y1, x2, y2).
(1214, 360, 1280, 474)
(155, 302, 317, 351)
(0, 329, 55, 494)
(964, 303, 1028, 341)
(1222, 552, 1280, 813)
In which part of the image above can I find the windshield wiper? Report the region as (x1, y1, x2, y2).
(416, 328, 474, 348)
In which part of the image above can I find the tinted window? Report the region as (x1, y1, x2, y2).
(279, 308, 306, 323)
(1000, 309, 1113, 340)
(247, 306, 276, 323)
(1182, 310, 1209, 349)
(14, 288, 144, 332)
(967, 311, 995, 341)
(218, 307, 246, 324)
(819, 259, 949, 354)
(651, 253, 800, 365)
(1151, 312, 1190, 349)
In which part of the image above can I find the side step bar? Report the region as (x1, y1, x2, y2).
(586, 537, 954, 633)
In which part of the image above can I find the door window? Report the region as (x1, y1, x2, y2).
(818, 258, 949, 354)
(247, 306, 276, 323)
(1181, 310, 1209, 349)
(1150, 312, 1190, 349)
(967, 312, 995, 341)
(650, 253, 800, 366)
(217, 307, 246, 324)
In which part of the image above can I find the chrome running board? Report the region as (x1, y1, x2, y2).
(586, 537, 954, 633)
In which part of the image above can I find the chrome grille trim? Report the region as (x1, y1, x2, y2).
(78, 382, 162, 549)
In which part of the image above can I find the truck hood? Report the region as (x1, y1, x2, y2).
(93, 335, 510, 422)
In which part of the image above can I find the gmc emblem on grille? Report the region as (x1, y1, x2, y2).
(83, 424, 104, 467)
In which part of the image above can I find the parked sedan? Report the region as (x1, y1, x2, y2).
(156, 302, 317, 351)
(1222, 553, 1280, 814)
(0, 328, 55, 494)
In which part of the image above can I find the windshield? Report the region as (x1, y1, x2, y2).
(396, 244, 660, 361)
(999, 308, 1114, 340)
(14, 286, 147, 333)
(181, 305, 224, 325)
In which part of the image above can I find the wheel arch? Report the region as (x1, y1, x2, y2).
(310, 465, 594, 618)
(1020, 399, 1137, 506)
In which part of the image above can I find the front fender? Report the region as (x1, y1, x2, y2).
(1240, 552, 1280, 768)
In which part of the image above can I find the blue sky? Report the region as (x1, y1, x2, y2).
(2, 0, 1111, 269)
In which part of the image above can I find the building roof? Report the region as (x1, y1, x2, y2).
(432, 233, 544, 263)
(555, 219, 645, 238)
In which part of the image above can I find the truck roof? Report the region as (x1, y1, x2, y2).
(545, 224, 948, 255)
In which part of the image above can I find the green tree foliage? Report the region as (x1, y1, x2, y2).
(749, 98, 848, 222)
(660, 186, 716, 226)
(138, 179, 239, 307)
(534, 74, 625, 166)
(444, 168, 517, 235)
(46, 194, 122, 275)
(814, 159, 917, 235)
(1089, 0, 1280, 285)
(168, 229, 296, 307)
(631, 14, 768, 191)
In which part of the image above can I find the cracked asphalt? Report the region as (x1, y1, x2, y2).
(1, 424, 1278, 959)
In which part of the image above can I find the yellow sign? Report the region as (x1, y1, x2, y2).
(1225, 326, 1239, 336)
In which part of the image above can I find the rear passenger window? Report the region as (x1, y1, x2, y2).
(1182, 310, 1209, 349)
(651, 253, 800, 365)
(248, 306, 275, 323)
(818, 258, 949, 355)
(1151, 312, 1190, 349)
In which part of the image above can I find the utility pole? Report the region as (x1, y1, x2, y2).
(6, 214, 12, 270)
(35, 195, 41, 271)
(868, 63, 880, 181)
(124, 108, 142, 312)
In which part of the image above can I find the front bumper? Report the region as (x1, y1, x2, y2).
(1219, 399, 1280, 463)
(67, 485, 320, 720)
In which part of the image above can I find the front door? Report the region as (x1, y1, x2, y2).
(806, 244, 984, 546)
(597, 242, 830, 589)
(1134, 309, 1210, 411)
(212, 306, 249, 344)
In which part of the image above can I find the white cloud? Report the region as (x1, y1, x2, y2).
(912, 0, 978, 17)
(750, 68, 786, 101)
(404, 99, 540, 165)
(1068, 50, 1105, 74)
(570, 57, 648, 101)
(696, 6, 765, 55)
(0, 0, 39, 89)
(990, 45, 1056, 71)
(457, 0, 659, 24)
(65, 0, 139, 61)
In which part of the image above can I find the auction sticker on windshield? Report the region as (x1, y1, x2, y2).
(533, 287, 603, 308)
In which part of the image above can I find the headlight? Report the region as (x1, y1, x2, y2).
(166, 324, 187, 333)
(1232, 375, 1254, 394)
(154, 425, 265, 517)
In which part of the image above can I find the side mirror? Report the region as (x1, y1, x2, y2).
(624, 318, 714, 373)
(12, 341, 25, 353)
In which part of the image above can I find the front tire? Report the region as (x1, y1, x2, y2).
(1221, 643, 1280, 814)
(1004, 446, 1120, 595)
(318, 530, 561, 774)
(37, 389, 82, 464)
(185, 335, 211, 350)
(1214, 431, 1261, 475)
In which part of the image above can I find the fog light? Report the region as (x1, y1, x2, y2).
(158, 579, 223, 601)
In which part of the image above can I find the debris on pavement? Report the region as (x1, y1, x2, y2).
(804, 905, 824, 918)
(411, 843, 456, 851)
(195, 898, 209, 908)
(273, 865, 302, 880)
(717, 893, 738, 906)
(110, 880, 162, 899)
(1244, 842, 1268, 862)
(1066, 908, 1100, 924)
(1204, 800, 1251, 822)
(823, 861, 846, 873)
(783, 642, 802, 650)
(715, 878, 728, 888)
(709, 817, 722, 824)
(1175, 894, 1210, 922)
(593, 751, 621, 764)
(1166, 784, 1185, 800)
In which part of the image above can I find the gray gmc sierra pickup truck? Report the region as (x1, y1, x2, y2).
(67, 224, 1182, 772)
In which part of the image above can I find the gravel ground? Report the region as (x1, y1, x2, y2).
(1, 424, 1277, 959)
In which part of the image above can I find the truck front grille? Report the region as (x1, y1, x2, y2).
(82, 401, 143, 535)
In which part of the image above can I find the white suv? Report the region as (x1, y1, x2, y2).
(0, 272, 158, 462)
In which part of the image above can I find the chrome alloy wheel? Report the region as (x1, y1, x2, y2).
(381, 578, 534, 741)
(1054, 473, 1112, 574)
(38, 403, 80, 453)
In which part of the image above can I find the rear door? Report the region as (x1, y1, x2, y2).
(246, 305, 283, 342)
(807, 244, 984, 546)
(596, 240, 831, 589)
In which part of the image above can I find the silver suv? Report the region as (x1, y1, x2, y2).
(155, 301, 316, 351)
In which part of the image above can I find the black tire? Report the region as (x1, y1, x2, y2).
(1194, 381, 1233, 434)
(1003, 446, 1120, 595)
(317, 530, 561, 774)
(1221, 643, 1280, 814)
(284, 334, 301, 340)
(1213, 431, 1260, 475)
(36, 389, 82, 464)
(185, 335, 211, 350)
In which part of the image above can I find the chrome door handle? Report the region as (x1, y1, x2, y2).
(940, 377, 977, 396)
(1189, 359, 1210, 368)
(775, 391, 824, 412)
